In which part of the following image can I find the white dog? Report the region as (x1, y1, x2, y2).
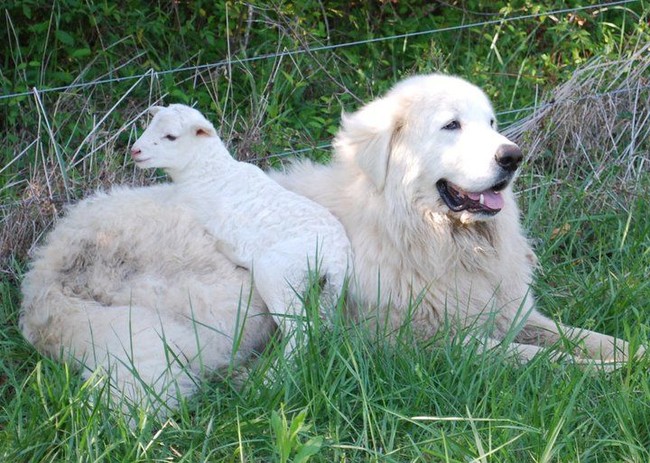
(273, 73, 641, 363)
(131, 104, 352, 355)
(19, 184, 275, 411)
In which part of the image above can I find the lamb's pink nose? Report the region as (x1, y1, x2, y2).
(131, 147, 141, 157)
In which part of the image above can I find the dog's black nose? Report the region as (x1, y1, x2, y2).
(495, 144, 523, 172)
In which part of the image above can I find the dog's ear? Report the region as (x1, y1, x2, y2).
(336, 98, 401, 191)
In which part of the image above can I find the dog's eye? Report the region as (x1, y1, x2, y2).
(442, 120, 461, 131)
(490, 118, 496, 128)
(164, 134, 177, 141)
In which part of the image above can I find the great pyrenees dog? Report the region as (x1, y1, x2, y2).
(273, 74, 638, 363)
(20, 74, 640, 411)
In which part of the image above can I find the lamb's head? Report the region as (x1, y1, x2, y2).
(131, 104, 224, 179)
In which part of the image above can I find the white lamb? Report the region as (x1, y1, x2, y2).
(131, 104, 352, 354)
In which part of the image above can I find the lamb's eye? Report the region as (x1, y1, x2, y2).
(490, 118, 496, 128)
(164, 134, 177, 141)
(442, 120, 461, 131)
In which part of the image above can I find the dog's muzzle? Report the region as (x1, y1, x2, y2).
(436, 144, 522, 216)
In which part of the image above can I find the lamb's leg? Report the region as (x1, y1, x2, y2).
(253, 250, 316, 358)
(215, 239, 250, 269)
(515, 310, 642, 364)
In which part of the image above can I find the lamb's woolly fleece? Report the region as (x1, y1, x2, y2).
(20, 184, 275, 411)
(131, 104, 352, 352)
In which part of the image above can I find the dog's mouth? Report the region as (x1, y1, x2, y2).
(436, 179, 508, 215)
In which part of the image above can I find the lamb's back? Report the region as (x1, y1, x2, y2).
(195, 160, 349, 247)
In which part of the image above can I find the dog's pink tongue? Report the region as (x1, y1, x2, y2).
(468, 190, 504, 210)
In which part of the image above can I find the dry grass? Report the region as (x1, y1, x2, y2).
(0, 79, 160, 278)
(505, 41, 650, 210)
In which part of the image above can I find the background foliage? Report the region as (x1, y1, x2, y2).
(3, 0, 645, 164)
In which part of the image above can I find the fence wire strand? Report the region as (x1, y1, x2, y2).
(0, 0, 645, 171)
(0, 0, 637, 101)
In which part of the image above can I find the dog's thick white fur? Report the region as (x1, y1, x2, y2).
(20, 73, 641, 413)
(131, 104, 352, 355)
(272, 74, 639, 363)
(20, 184, 275, 410)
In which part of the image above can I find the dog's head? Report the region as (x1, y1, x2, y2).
(334, 74, 522, 223)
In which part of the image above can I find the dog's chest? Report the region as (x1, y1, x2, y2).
(349, 216, 504, 305)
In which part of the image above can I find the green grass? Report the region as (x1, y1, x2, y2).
(2, 288, 649, 461)
(2, 1, 650, 461)
(3, 143, 650, 462)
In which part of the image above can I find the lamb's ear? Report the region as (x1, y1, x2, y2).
(336, 98, 401, 191)
(192, 120, 217, 138)
(148, 106, 165, 116)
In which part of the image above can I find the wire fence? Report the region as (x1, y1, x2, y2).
(0, 0, 638, 102)
(1, 0, 646, 168)
(0, 0, 646, 216)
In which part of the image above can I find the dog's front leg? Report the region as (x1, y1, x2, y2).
(515, 310, 644, 364)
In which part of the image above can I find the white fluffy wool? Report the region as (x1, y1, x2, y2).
(131, 104, 353, 355)
(20, 184, 275, 411)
